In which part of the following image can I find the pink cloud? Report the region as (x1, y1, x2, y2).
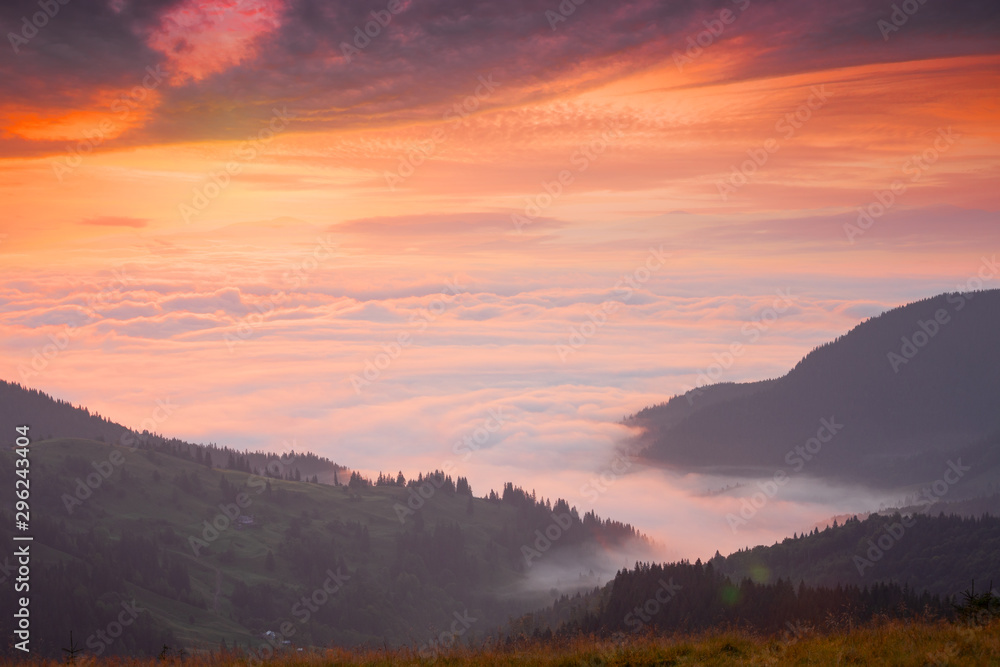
(146, 0, 285, 84)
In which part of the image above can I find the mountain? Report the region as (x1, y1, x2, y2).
(632, 290, 1000, 488)
(0, 380, 346, 484)
(514, 560, 949, 639)
(0, 385, 654, 658)
(711, 511, 1000, 597)
(517, 511, 1000, 639)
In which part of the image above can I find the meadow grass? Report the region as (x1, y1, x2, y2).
(9, 618, 999, 666)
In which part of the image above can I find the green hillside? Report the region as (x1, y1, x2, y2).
(712, 512, 1000, 597)
(510, 512, 1000, 640)
(0, 436, 651, 658)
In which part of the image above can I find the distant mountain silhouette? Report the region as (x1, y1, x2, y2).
(0, 380, 346, 483)
(633, 290, 1000, 488)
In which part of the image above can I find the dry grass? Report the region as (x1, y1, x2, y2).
(9, 619, 1000, 666)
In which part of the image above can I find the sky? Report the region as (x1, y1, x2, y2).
(1, 0, 998, 562)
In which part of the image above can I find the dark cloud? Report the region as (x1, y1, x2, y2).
(1, 0, 997, 156)
(1, 0, 172, 98)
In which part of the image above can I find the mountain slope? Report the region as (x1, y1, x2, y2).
(711, 511, 1000, 597)
(515, 560, 950, 639)
(516, 511, 1000, 639)
(0, 431, 652, 658)
(634, 290, 1000, 487)
(0, 380, 346, 483)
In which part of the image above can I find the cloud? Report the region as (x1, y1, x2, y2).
(336, 212, 520, 236)
(81, 216, 149, 228)
(159, 287, 247, 315)
(0, 243, 984, 561)
(93, 311, 228, 338)
(335, 302, 406, 323)
(2, 0, 996, 156)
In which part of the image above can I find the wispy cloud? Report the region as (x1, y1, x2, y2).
(80, 216, 149, 228)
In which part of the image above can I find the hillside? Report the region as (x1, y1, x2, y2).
(711, 512, 1000, 597)
(515, 513, 1000, 640)
(513, 561, 951, 640)
(0, 380, 346, 483)
(633, 290, 1000, 488)
(0, 434, 652, 658)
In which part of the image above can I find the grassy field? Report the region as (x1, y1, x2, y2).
(8, 619, 999, 666)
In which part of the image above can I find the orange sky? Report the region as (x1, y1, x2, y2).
(1, 0, 998, 559)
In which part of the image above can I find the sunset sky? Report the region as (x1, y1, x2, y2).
(2, 0, 998, 559)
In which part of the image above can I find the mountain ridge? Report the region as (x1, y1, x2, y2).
(0, 383, 655, 657)
(632, 290, 1000, 489)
